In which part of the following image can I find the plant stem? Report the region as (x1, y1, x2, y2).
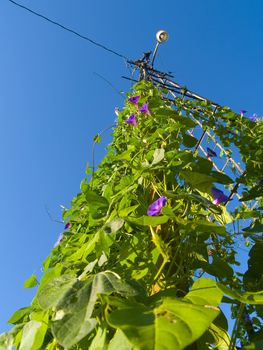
(229, 302, 245, 350)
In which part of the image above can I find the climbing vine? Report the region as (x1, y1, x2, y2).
(1, 80, 262, 349)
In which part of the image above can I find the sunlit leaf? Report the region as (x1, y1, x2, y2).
(19, 320, 47, 350)
(37, 275, 77, 310)
(7, 307, 31, 325)
(127, 215, 169, 227)
(152, 148, 165, 165)
(108, 293, 221, 350)
(108, 329, 132, 350)
(24, 274, 38, 289)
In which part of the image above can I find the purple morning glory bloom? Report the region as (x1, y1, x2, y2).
(128, 95, 140, 105)
(206, 147, 217, 158)
(211, 187, 229, 205)
(125, 114, 137, 126)
(54, 223, 71, 247)
(251, 113, 258, 122)
(114, 107, 120, 116)
(139, 103, 150, 115)
(64, 222, 71, 230)
(240, 110, 247, 117)
(147, 196, 167, 216)
(54, 232, 63, 247)
(244, 313, 251, 323)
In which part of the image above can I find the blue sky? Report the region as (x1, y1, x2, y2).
(0, 0, 262, 333)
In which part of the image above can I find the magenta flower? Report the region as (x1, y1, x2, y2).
(125, 114, 137, 126)
(139, 103, 150, 115)
(129, 95, 140, 105)
(211, 188, 229, 205)
(206, 147, 217, 158)
(240, 110, 247, 117)
(251, 113, 258, 122)
(64, 222, 71, 230)
(147, 196, 167, 216)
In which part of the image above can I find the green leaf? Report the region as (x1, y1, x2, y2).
(24, 274, 38, 288)
(197, 321, 231, 350)
(0, 332, 14, 350)
(217, 284, 263, 304)
(119, 204, 139, 217)
(152, 148, 165, 165)
(85, 191, 109, 219)
(182, 134, 198, 148)
(199, 311, 230, 350)
(127, 215, 169, 227)
(210, 171, 233, 184)
(244, 242, 263, 291)
(103, 218, 124, 233)
(37, 275, 77, 310)
(108, 295, 220, 350)
(52, 315, 97, 349)
(185, 278, 223, 306)
(51, 272, 140, 348)
(108, 329, 132, 350)
(85, 163, 91, 174)
(200, 257, 233, 279)
(180, 171, 214, 192)
(96, 230, 115, 255)
(243, 339, 263, 349)
(89, 327, 106, 350)
(115, 145, 135, 161)
(80, 178, 88, 193)
(19, 320, 47, 350)
(93, 134, 101, 143)
(243, 224, 263, 233)
(51, 279, 96, 348)
(166, 192, 222, 214)
(214, 205, 233, 225)
(193, 221, 227, 236)
(155, 109, 196, 128)
(7, 307, 31, 325)
(37, 264, 63, 293)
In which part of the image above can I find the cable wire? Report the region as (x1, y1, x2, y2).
(7, 0, 128, 60)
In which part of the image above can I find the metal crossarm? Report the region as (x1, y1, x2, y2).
(123, 52, 259, 210)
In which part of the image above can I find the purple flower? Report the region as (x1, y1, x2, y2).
(251, 113, 258, 122)
(139, 103, 150, 115)
(211, 188, 229, 205)
(240, 110, 247, 117)
(114, 107, 120, 116)
(125, 114, 137, 126)
(54, 223, 71, 247)
(206, 147, 217, 158)
(54, 232, 63, 247)
(128, 95, 140, 105)
(147, 196, 167, 216)
(244, 313, 251, 323)
(64, 222, 71, 230)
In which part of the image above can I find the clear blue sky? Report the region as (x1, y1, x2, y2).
(0, 0, 262, 333)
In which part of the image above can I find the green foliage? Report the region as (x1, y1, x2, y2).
(23, 274, 38, 289)
(1, 80, 262, 349)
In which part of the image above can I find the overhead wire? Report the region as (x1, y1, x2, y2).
(93, 72, 125, 98)
(7, 0, 129, 60)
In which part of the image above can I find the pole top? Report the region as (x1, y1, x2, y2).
(156, 30, 169, 43)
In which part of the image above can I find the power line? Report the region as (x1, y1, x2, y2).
(7, 0, 128, 60)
